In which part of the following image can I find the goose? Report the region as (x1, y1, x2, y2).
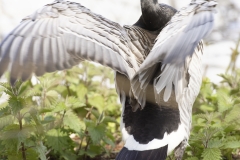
(0, 0, 217, 159)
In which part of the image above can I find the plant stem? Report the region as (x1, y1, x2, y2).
(76, 106, 93, 156)
(66, 84, 71, 96)
(83, 138, 91, 160)
(76, 136, 85, 155)
(18, 115, 26, 160)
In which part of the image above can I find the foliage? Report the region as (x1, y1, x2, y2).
(0, 62, 121, 160)
(0, 41, 239, 160)
(183, 71, 240, 160)
(182, 43, 240, 159)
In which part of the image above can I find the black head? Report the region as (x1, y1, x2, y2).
(134, 3, 177, 31)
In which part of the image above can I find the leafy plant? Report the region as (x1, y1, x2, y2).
(0, 40, 239, 160)
(0, 62, 121, 160)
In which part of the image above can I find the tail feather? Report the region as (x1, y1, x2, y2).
(116, 145, 168, 160)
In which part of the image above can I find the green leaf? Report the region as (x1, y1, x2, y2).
(42, 115, 55, 124)
(102, 116, 118, 123)
(63, 111, 83, 132)
(45, 90, 59, 106)
(201, 148, 222, 160)
(88, 125, 105, 144)
(25, 148, 39, 160)
(0, 115, 14, 130)
(84, 119, 105, 144)
(0, 82, 15, 97)
(8, 148, 38, 160)
(52, 102, 66, 113)
(83, 145, 102, 158)
(74, 83, 88, 101)
(88, 94, 105, 112)
(208, 139, 223, 148)
(223, 141, 240, 149)
(97, 111, 105, 124)
(61, 152, 77, 160)
(200, 104, 215, 112)
(185, 157, 199, 160)
(8, 96, 26, 115)
(224, 106, 240, 123)
(46, 129, 70, 153)
(7, 152, 22, 160)
(89, 109, 100, 119)
(217, 90, 233, 113)
(35, 141, 47, 160)
(102, 136, 115, 147)
(1, 124, 34, 152)
(65, 96, 85, 109)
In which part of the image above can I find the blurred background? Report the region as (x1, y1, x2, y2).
(0, 0, 240, 83)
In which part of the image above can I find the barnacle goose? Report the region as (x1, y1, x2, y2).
(0, 0, 217, 159)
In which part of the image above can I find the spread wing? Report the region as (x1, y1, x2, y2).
(0, 0, 139, 84)
(131, 0, 217, 107)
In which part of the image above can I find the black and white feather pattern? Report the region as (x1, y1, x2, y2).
(131, 0, 216, 146)
(0, 0, 217, 159)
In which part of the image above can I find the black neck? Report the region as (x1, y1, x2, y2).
(135, 0, 177, 31)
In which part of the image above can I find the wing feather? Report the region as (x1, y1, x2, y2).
(131, 0, 216, 107)
(0, 1, 137, 83)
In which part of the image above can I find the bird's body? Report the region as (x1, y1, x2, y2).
(0, 0, 217, 159)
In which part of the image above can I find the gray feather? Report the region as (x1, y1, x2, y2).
(0, 1, 140, 82)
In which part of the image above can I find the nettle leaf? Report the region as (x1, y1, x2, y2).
(223, 141, 240, 149)
(217, 90, 233, 113)
(1, 124, 34, 152)
(84, 119, 105, 144)
(8, 96, 26, 115)
(39, 108, 53, 114)
(201, 148, 222, 160)
(63, 111, 83, 132)
(74, 83, 88, 101)
(39, 76, 60, 91)
(89, 109, 100, 119)
(208, 139, 223, 148)
(224, 106, 240, 123)
(61, 152, 77, 160)
(25, 148, 39, 160)
(84, 118, 95, 127)
(196, 112, 220, 124)
(88, 124, 105, 144)
(0, 101, 8, 112)
(103, 116, 118, 123)
(84, 145, 103, 158)
(185, 157, 199, 160)
(46, 129, 70, 153)
(0, 82, 15, 97)
(45, 90, 59, 106)
(42, 115, 55, 124)
(200, 104, 215, 112)
(35, 141, 47, 160)
(25, 87, 42, 97)
(65, 96, 85, 109)
(88, 94, 105, 113)
(52, 102, 66, 113)
(7, 151, 22, 160)
(105, 103, 119, 113)
(0, 114, 14, 130)
(102, 136, 115, 147)
(7, 148, 38, 160)
(97, 111, 105, 124)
